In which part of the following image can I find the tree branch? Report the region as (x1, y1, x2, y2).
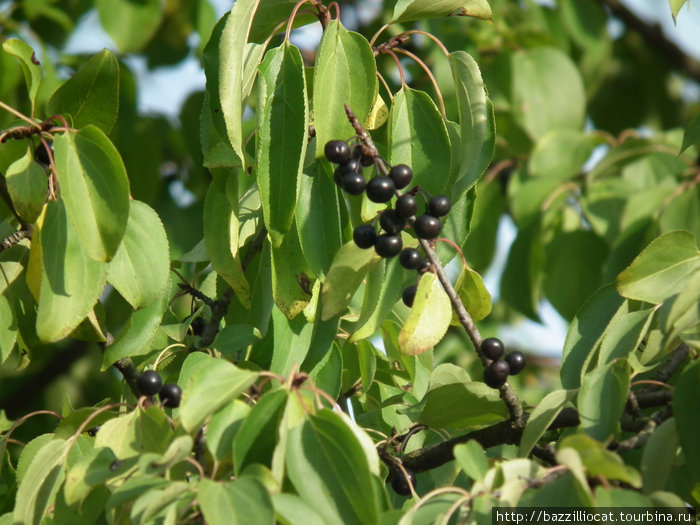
(345, 104, 524, 427)
(601, 0, 700, 82)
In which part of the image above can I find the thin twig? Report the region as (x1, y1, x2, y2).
(344, 104, 523, 426)
(0, 226, 32, 252)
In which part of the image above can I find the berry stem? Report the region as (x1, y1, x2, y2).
(344, 104, 523, 427)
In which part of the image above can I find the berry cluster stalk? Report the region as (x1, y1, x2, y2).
(344, 104, 524, 427)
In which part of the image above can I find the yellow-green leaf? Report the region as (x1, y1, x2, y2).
(398, 272, 452, 355)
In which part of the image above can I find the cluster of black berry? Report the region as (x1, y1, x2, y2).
(136, 370, 183, 407)
(325, 140, 453, 308)
(479, 337, 526, 388)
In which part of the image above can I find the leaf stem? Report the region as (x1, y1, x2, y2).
(394, 48, 446, 118)
(0, 100, 41, 129)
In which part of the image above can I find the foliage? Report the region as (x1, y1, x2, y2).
(1, 0, 699, 523)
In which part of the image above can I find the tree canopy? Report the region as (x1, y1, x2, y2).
(0, 0, 699, 523)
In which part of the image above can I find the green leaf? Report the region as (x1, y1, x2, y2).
(671, 0, 689, 24)
(269, 306, 313, 376)
(256, 43, 308, 246)
(4, 147, 46, 224)
(94, 406, 172, 458)
(543, 230, 608, 321)
(96, 0, 164, 53)
(511, 47, 586, 139)
(203, 184, 251, 308)
(270, 223, 313, 319)
(449, 51, 495, 196)
(179, 356, 259, 432)
(642, 418, 679, 493)
(208, 0, 261, 166)
(519, 389, 577, 457)
(597, 308, 654, 366)
(36, 200, 107, 343)
(350, 258, 404, 342)
(387, 87, 451, 197)
(413, 381, 508, 429)
(295, 166, 345, 280)
(391, 0, 492, 22)
(312, 20, 377, 157)
(321, 241, 380, 321)
(286, 409, 380, 525)
(453, 440, 488, 481)
(680, 114, 700, 154)
(500, 220, 544, 321)
(13, 438, 71, 525)
(559, 435, 641, 487)
(131, 481, 192, 524)
(107, 201, 169, 310)
(47, 49, 119, 133)
(529, 130, 597, 179)
(578, 359, 630, 442)
(0, 294, 16, 364)
(561, 284, 626, 389)
(398, 272, 452, 356)
(206, 400, 251, 462)
(54, 126, 130, 262)
(1, 39, 41, 112)
(199, 478, 274, 525)
(272, 493, 326, 525)
(233, 389, 288, 474)
(617, 230, 700, 304)
(674, 359, 700, 485)
(101, 279, 170, 369)
(451, 266, 491, 325)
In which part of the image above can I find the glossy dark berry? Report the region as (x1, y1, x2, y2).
(136, 370, 162, 396)
(159, 383, 182, 408)
(506, 351, 526, 375)
(402, 285, 417, 307)
(480, 337, 505, 361)
(374, 234, 402, 258)
(399, 248, 423, 270)
(334, 157, 362, 185)
(428, 195, 452, 217)
(414, 214, 442, 239)
(365, 176, 396, 203)
(324, 140, 351, 164)
(395, 194, 418, 218)
(379, 209, 406, 235)
(353, 224, 377, 249)
(341, 172, 366, 195)
(416, 258, 431, 273)
(390, 469, 416, 496)
(483, 360, 510, 389)
(388, 164, 413, 190)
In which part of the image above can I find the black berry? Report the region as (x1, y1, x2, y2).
(159, 383, 182, 408)
(388, 164, 413, 190)
(480, 338, 504, 361)
(483, 360, 510, 389)
(136, 370, 162, 397)
(506, 351, 526, 375)
(395, 194, 418, 218)
(366, 176, 396, 203)
(390, 469, 416, 496)
(374, 234, 402, 258)
(417, 257, 431, 273)
(353, 224, 377, 249)
(379, 209, 406, 235)
(34, 142, 52, 165)
(402, 285, 417, 307)
(399, 248, 423, 270)
(428, 195, 452, 217)
(324, 140, 351, 164)
(414, 214, 442, 239)
(341, 172, 366, 195)
(189, 316, 205, 336)
(334, 157, 361, 185)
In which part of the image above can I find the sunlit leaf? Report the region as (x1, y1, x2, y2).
(398, 272, 452, 355)
(4, 147, 46, 224)
(391, 0, 492, 22)
(578, 359, 630, 442)
(1, 39, 41, 112)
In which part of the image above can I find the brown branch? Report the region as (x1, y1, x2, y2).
(113, 357, 141, 399)
(601, 0, 700, 82)
(344, 104, 524, 426)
